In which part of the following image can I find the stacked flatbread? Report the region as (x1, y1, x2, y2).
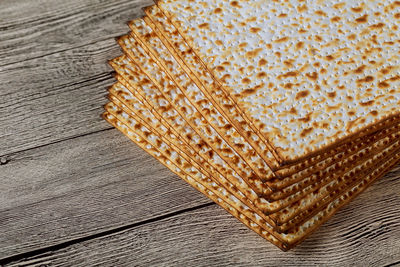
(103, 0, 400, 251)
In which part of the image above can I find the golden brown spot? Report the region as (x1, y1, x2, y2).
(266, 43, 272, 49)
(320, 68, 327, 74)
(370, 110, 378, 116)
(241, 88, 256, 96)
(360, 100, 374, 106)
(298, 28, 308, 34)
(278, 13, 287, 18)
(353, 65, 366, 74)
(230, 1, 240, 7)
(245, 48, 263, 59)
(369, 23, 385, 29)
(315, 35, 323, 42)
(279, 71, 298, 79)
(250, 27, 262, 33)
(239, 42, 248, 48)
(357, 76, 374, 83)
(314, 84, 321, 91)
(242, 83, 264, 96)
(199, 23, 209, 29)
(351, 7, 363, 13)
(275, 52, 281, 57)
(297, 4, 308, 12)
(347, 34, 357, 40)
(326, 55, 335, 61)
(259, 58, 268, 66)
(380, 67, 392, 75)
(333, 2, 345, 9)
(216, 65, 225, 72)
(355, 14, 368, 23)
(284, 83, 294, 89)
(300, 127, 313, 137)
(214, 7, 222, 14)
(313, 62, 321, 68)
(274, 37, 289, 43)
(331, 16, 341, 23)
(348, 111, 356, 116)
(388, 75, 400, 82)
(220, 74, 231, 83)
(315, 10, 327, 16)
(215, 40, 223, 46)
(268, 82, 274, 88)
(395, 13, 400, 19)
(283, 59, 294, 67)
(289, 107, 297, 115)
(296, 90, 310, 100)
(378, 81, 390, 88)
(306, 72, 318, 81)
(299, 113, 311, 123)
(242, 78, 251, 84)
(257, 72, 267, 79)
(384, 41, 395, 45)
(295, 41, 304, 50)
(327, 91, 336, 98)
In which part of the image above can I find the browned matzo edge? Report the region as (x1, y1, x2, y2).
(114, 37, 273, 191)
(107, 95, 292, 235)
(153, 2, 400, 166)
(269, 135, 400, 231)
(102, 112, 287, 251)
(106, 79, 396, 234)
(127, 18, 274, 182)
(110, 67, 400, 210)
(135, 17, 281, 172)
(266, 129, 400, 200)
(130, 14, 400, 197)
(104, 104, 306, 248)
(286, 153, 400, 249)
(108, 66, 287, 214)
(103, 103, 400, 250)
(111, 22, 400, 207)
(144, 5, 400, 175)
(109, 61, 397, 218)
(278, 143, 399, 233)
(108, 54, 275, 198)
(108, 84, 399, 234)
(143, 5, 281, 167)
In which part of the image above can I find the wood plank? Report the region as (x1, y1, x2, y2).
(3, 168, 399, 266)
(0, 0, 152, 67)
(0, 129, 210, 259)
(0, 0, 153, 155)
(0, 39, 116, 156)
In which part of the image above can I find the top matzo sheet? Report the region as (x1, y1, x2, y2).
(157, 0, 400, 164)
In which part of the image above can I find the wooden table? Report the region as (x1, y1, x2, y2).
(1, 0, 399, 266)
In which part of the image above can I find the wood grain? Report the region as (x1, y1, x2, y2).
(0, 0, 152, 67)
(1, 0, 399, 265)
(0, 0, 151, 156)
(4, 168, 400, 266)
(0, 129, 210, 259)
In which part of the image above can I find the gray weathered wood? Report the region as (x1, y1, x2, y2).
(0, 0, 152, 67)
(4, 168, 400, 266)
(0, 40, 115, 156)
(1, 0, 400, 265)
(0, 0, 151, 156)
(0, 129, 210, 259)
